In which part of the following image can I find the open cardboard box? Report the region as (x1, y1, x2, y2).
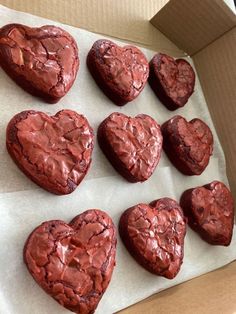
(0, 0, 235, 313)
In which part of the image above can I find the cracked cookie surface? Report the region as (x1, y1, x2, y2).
(98, 112, 162, 182)
(87, 39, 149, 106)
(149, 53, 195, 110)
(6, 109, 94, 195)
(161, 115, 213, 175)
(0, 24, 79, 103)
(119, 198, 186, 279)
(24, 209, 117, 314)
(180, 181, 234, 246)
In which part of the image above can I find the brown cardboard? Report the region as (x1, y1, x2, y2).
(193, 28, 236, 197)
(0, 0, 235, 313)
(118, 261, 236, 314)
(0, 0, 184, 56)
(150, 0, 236, 55)
(150, 0, 236, 197)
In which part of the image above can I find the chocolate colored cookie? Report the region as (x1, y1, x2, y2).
(180, 181, 234, 246)
(162, 115, 213, 175)
(0, 24, 79, 103)
(149, 53, 195, 110)
(98, 112, 162, 182)
(87, 39, 149, 106)
(24, 209, 117, 313)
(6, 110, 94, 195)
(119, 198, 186, 278)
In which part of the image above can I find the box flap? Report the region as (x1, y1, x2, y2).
(150, 0, 236, 56)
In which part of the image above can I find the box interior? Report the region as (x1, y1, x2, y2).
(150, 0, 236, 197)
(2, 1, 235, 197)
(0, 0, 235, 313)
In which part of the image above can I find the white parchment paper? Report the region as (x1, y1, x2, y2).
(0, 4, 235, 314)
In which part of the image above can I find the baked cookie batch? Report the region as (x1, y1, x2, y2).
(0, 24, 234, 314)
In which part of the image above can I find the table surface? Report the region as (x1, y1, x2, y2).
(0, 1, 235, 313)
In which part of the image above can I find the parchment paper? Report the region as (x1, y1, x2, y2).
(0, 4, 235, 314)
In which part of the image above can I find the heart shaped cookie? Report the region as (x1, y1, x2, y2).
(87, 39, 149, 106)
(180, 181, 234, 246)
(0, 24, 79, 103)
(119, 198, 186, 278)
(162, 115, 213, 175)
(24, 209, 117, 313)
(98, 112, 163, 182)
(149, 53, 195, 110)
(6, 110, 94, 195)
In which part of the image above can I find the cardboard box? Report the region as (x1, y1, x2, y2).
(151, 0, 236, 197)
(0, 0, 235, 313)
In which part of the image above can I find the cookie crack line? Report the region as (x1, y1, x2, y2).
(88, 39, 148, 105)
(180, 129, 212, 165)
(12, 24, 75, 42)
(203, 184, 231, 216)
(39, 39, 65, 93)
(123, 47, 148, 91)
(14, 122, 86, 189)
(180, 181, 234, 246)
(132, 217, 181, 253)
(7, 110, 94, 194)
(0, 24, 79, 103)
(25, 211, 116, 313)
(98, 112, 162, 182)
(190, 120, 212, 145)
(32, 223, 104, 286)
(2, 31, 75, 56)
(159, 58, 192, 95)
(87, 227, 107, 243)
(119, 199, 186, 278)
(30, 223, 71, 278)
(4, 32, 73, 93)
(166, 117, 212, 167)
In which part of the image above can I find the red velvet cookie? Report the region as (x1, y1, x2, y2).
(161, 115, 213, 175)
(6, 110, 94, 195)
(180, 181, 234, 246)
(24, 209, 117, 313)
(149, 53, 195, 110)
(119, 198, 186, 278)
(0, 24, 79, 103)
(87, 39, 149, 106)
(98, 112, 162, 182)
